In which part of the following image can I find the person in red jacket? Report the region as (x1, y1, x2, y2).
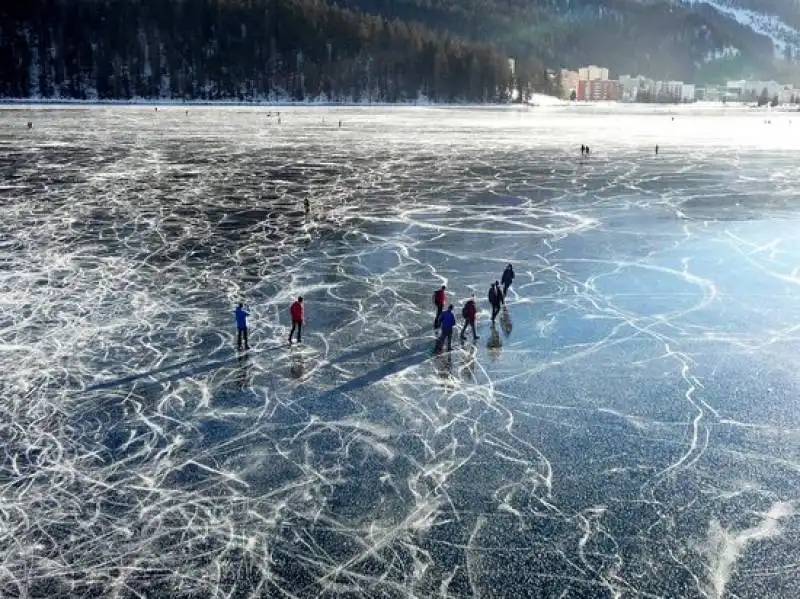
(460, 297, 479, 341)
(432, 285, 447, 329)
(289, 296, 304, 344)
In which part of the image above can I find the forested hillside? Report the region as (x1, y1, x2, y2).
(0, 0, 792, 102)
(0, 0, 525, 102)
(333, 0, 778, 81)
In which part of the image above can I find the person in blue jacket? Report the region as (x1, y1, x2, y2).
(435, 305, 457, 352)
(235, 303, 250, 350)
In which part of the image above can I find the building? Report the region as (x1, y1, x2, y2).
(560, 69, 580, 99)
(656, 80, 684, 101)
(748, 80, 782, 99)
(618, 75, 638, 101)
(694, 85, 721, 102)
(578, 65, 609, 81)
(680, 84, 695, 103)
(577, 79, 622, 101)
(508, 58, 516, 77)
(725, 80, 746, 100)
(619, 75, 660, 102)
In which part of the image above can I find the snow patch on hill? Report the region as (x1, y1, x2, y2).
(686, 1, 800, 55)
(705, 45, 741, 63)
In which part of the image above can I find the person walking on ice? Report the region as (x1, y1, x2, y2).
(488, 282, 503, 322)
(235, 303, 250, 351)
(289, 296, 304, 344)
(432, 285, 447, 329)
(460, 296, 479, 342)
(436, 305, 456, 352)
(501, 264, 515, 297)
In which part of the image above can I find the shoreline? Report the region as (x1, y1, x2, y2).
(0, 98, 521, 108)
(3, 98, 796, 113)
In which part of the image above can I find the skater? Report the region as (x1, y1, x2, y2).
(501, 263, 515, 297)
(27, 122, 32, 129)
(289, 296, 304, 344)
(435, 305, 456, 352)
(581, 144, 586, 156)
(488, 282, 502, 322)
(585, 145, 591, 155)
(655, 144, 659, 155)
(304, 197, 310, 214)
(338, 120, 342, 128)
(432, 285, 447, 329)
(235, 303, 250, 350)
(460, 297, 479, 341)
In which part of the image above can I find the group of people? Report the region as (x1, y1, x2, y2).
(234, 296, 305, 350)
(432, 264, 515, 352)
(580, 144, 591, 156)
(234, 263, 517, 355)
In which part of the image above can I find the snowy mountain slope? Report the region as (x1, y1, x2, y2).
(683, 0, 800, 55)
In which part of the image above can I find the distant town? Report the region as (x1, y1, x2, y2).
(558, 65, 800, 106)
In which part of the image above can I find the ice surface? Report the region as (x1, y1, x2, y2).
(1, 104, 800, 597)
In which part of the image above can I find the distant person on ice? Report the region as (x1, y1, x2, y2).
(436, 305, 456, 352)
(488, 282, 503, 322)
(460, 297, 479, 341)
(655, 144, 659, 155)
(433, 285, 447, 329)
(581, 144, 586, 156)
(501, 264, 515, 297)
(235, 303, 250, 351)
(289, 296, 304, 344)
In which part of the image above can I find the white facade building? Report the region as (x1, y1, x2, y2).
(578, 65, 609, 81)
(560, 69, 580, 99)
(658, 81, 684, 99)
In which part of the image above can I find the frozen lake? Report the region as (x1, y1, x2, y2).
(2, 105, 800, 597)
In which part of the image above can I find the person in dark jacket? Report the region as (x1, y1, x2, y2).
(489, 282, 503, 322)
(501, 264, 515, 297)
(235, 303, 250, 350)
(436, 305, 456, 352)
(432, 285, 447, 329)
(460, 297, 479, 341)
(289, 296, 304, 344)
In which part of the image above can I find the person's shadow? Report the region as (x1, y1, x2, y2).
(290, 350, 305, 379)
(435, 352, 456, 389)
(487, 322, 503, 361)
(237, 352, 253, 389)
(460, 344, 477, 382)
(500, 306, 513, 337)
